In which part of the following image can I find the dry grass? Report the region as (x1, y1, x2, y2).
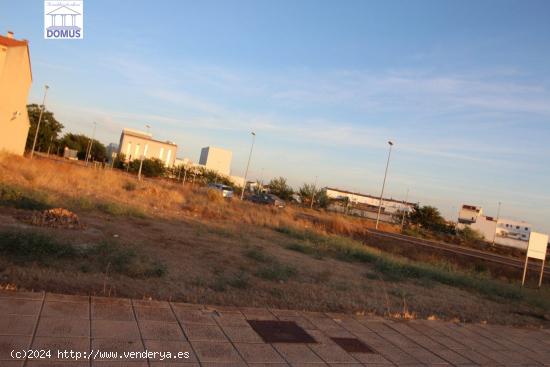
(0, 153, 397, 237)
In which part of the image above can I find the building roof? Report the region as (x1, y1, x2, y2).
(461, 204, 481, 212)
(46, 6, 80, 15)
(0, 33, 32, 81)
(121, 129, 177, 147)
(324, 187, 415, 206)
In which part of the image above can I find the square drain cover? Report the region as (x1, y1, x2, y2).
(248, 320, 316, 343)
(331, 337, 375, 353)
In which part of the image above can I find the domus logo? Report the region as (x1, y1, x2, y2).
(44, 0, 84, 39)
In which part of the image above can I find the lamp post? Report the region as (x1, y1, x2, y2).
(375, 140, 394, 230)
(85, 121, 97, 166)
(491, 201, 501, 246)
(400, 188, 409, 232)
(30, 85, 50, 159)
(240, 131, 256, 200)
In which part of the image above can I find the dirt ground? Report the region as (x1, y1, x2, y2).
(0, 205, 548, 328)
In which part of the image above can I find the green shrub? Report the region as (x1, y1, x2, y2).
(0, 231, 75, 264)
(256, 263, 297, 282)
(244, 246, 272, 263)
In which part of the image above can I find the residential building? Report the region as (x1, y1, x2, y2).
(0, 31, 32, 155)
(117, 128, 177, 167)
(199, 146, 232, 176)
(323, 187, 415, 222)
(457, 204, 533, 249)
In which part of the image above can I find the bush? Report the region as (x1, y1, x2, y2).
(0, 231, 76, 264)
(0, 183, 50, 210)
(129, 158, 166, 177)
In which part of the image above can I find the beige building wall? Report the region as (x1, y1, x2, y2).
(118, 128, 177, 167)
(199, 146, 232, 176)
(0, 32, 32, 156)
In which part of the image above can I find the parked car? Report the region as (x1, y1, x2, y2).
(248, 193, 286, 208)
(207, 183, 234, 198)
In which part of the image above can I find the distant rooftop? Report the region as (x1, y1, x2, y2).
(325, 187, 415, 206)
(122, 128, 177, 146)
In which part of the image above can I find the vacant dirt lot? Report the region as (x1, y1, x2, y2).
(0, 154, 548, 327)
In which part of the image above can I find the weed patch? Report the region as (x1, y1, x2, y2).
(256, 262, 297, 282)
(0, 183, 50, 210)
(244, 246, 272, 263)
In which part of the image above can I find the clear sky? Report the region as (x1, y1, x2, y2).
(1, 0, 549, 232)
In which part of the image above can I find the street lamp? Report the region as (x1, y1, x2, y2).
(491, 201, 501, 246)
(138, 124, 149, 180)
(30, 85, 50, 159)
(375, 140, 394, 230)
(310, 175, 318, 209)
(241, 131, 256, 200)
(85, 121, 97, 166)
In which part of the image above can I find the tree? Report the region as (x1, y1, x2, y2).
(299, 183, 321, 207)
(59, 133, 107, 162)
(407, 205, 455, 234)
(25, 104, 64, 153)
(128, 158, 166, 177)
(267, 177, 294, 200)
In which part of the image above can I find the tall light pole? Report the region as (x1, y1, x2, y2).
(30, 85, 50, 159)
(375, 140, 394, 230)
(400, 188, 409, 232)
(85, 121, 97, 166)
(240, 131, 256, 200)
(491, 201, 501, 246)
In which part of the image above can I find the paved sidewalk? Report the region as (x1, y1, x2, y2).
(0, 291, 549, 366)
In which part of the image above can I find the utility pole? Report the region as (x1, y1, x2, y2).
(240, 131, 256, 200)
(310, 175, 318, 209)
(400, 188, 409, 232)
(30, 85, 49, 159)
(491, 201, 501, 246)
(85, 121, 97, 166)
(375, 140, 394, 230)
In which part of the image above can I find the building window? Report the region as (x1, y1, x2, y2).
(525, 227, 528, 231)
(166, 149, 172, 165)
(144, 144, 149, 158)
(516, 226, 520, 229)
(159, 147, 164, 160)
(126, 142, 132, 156)
(135, 144, 140, 157)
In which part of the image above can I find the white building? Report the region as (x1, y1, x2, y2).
(199, 146, 232, 176)
(324, 187, 414, 214)
(457, 204, 532, 249)
(118, 128, 178, 167)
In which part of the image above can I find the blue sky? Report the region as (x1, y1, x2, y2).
(1, 0, 549, 232)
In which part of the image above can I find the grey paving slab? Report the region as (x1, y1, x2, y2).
(0, 291, 548, 367)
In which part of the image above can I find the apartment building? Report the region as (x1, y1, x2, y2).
(0, 31, 32, 155)
(199, 146, 232, 176)
(118, 128, 177, 167)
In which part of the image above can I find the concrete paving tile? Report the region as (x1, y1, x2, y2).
(91, 296, 131, 305)
(273, 344, 325, 364)
(0, 315, 36, 335)
(92, 320, 140, 340)
(322, 327, 355, 338)
(191, 341, 244, 363)
(270, 309, 301, 317)
(306, 329, 337, 345)
(183, 323, 228, 342)
(0, 298, 42, 315)
(220, 326, 264, 343)
(359, 322, 394, 334)
(301, 314, 342, 331)
(401, 348, 449, 365)
(276, 315, 317, 330)
(90, 338, 145, 360)
(143, 340, 197, 362)
(31, 336, 89, 359)
(453, 349, 496, 365)
(236, 343, 287, 363)
(92, 302, 135, 321)
(433, 348, 475, 365)
(0, 335, 31, 360)
(139, 320, 185, 341)
(349, 352, 393, 364)
(27, 361, 89, 366)
(92, 362, 149, 367)
(0, 360, 23, 367)
(45, 293, 89, 303)
(0, 290, 43, 300)
(134, 306, 176, 322)
(173, 309, 215, 325)
(36, 317, 89, 338)
(171, 302, 205, 311)
(41, 300, 89, 319)
(132, 299, 170, 308)
(375, 347, 421, 365)
(212, 311, 249, 327)
(241, 308, 277, 320)
(309, 344, 359, 363)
